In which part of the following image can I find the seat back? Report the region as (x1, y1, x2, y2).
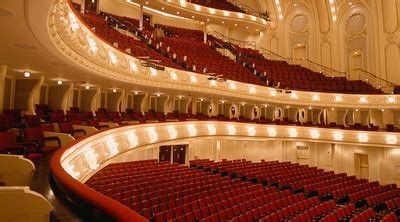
(50, 113, 65, 123)
(59, 122, 74, 134)
(40, 124, 55, 132)
(25, 115, 41, 127)
(0, 131, 17, 148)
(23, 128, 45, 145)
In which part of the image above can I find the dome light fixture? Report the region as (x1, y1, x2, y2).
(359, 96, 367, 103)
(386, 135, 398, 144)
(358, 133, 368, 143)
(333, 131, 343, 141)
(334, 95, 343, 102)
(387, 96, 396, 103)
(312, 94, 320, 101)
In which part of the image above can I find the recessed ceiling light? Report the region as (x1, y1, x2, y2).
(207, 19, 210, 22)
(85, 85, 90, 90)
(134, 91, 139, 95)
(23, 71, 31, 78)
(246, 26, 249, 29)
(161, 7, 164, 10)
(192, 15, 195, 18)
(221, 21, 224, 24)
(176, 11, 179, 14)
(57, 80, 63, 85)
(294, 3, 297, 6)
(234, 24, 237, 26)
(112, 89, 117, 93)
(145, 2, 148, 4)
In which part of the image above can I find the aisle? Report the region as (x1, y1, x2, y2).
(31, 155, 84, 222)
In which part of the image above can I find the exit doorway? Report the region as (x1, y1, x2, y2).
(159, 145, 187, 164)
(354, 153, 369, 180)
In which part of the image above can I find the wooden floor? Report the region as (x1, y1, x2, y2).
(32, 154, 84, 222)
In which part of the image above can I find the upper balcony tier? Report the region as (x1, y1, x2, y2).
(73, 3, 382, 95)
(125, 0, 268, 32)
(45, 0, 400, 111)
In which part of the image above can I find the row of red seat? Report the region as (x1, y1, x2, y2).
(386, 197, 400, 209)
(320, 203, 357, 222)
(191, 159, 400, 207)
(348, 184, 397, 202)
(87, 162, 344, 221)
(85, 158, 400, 221)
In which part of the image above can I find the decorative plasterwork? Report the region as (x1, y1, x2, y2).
(386, 31, 400, 46)
(345, 12, 367, 38)
(321, 33, 330, 43)
(290, 14, 308, 34)
(46, 0, 400, 110)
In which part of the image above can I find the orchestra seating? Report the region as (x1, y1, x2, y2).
(188, 0, 246, 14)
(85, 159, 400, 221)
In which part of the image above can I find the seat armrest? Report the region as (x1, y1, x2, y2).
(0, 145, 28, 158)
(44, 136, 61, 147)
(43, 132, 75, 147)
(72, 125, 98, 135)
(72, 129, 86, 137)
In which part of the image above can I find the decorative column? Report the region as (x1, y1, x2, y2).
(139, 5, 144, 30)
(27, 75, 44, 115)
(0, 65, 6, 112)
(203, 23, 207, 44)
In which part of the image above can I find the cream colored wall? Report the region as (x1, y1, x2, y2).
(14, 79, 37, 111)
(107, 92, 122, 112)
(80, 90, 97, 112)
(48, 85, 69, 110)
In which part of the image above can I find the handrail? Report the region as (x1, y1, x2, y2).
(259, 48, 348, 78)
(357, 68, 397, 87)
(209, 31, 256, 49)
(294, 58, 348, 78)
(355, 68, 396, 93)
(259, 47, 292, 63)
